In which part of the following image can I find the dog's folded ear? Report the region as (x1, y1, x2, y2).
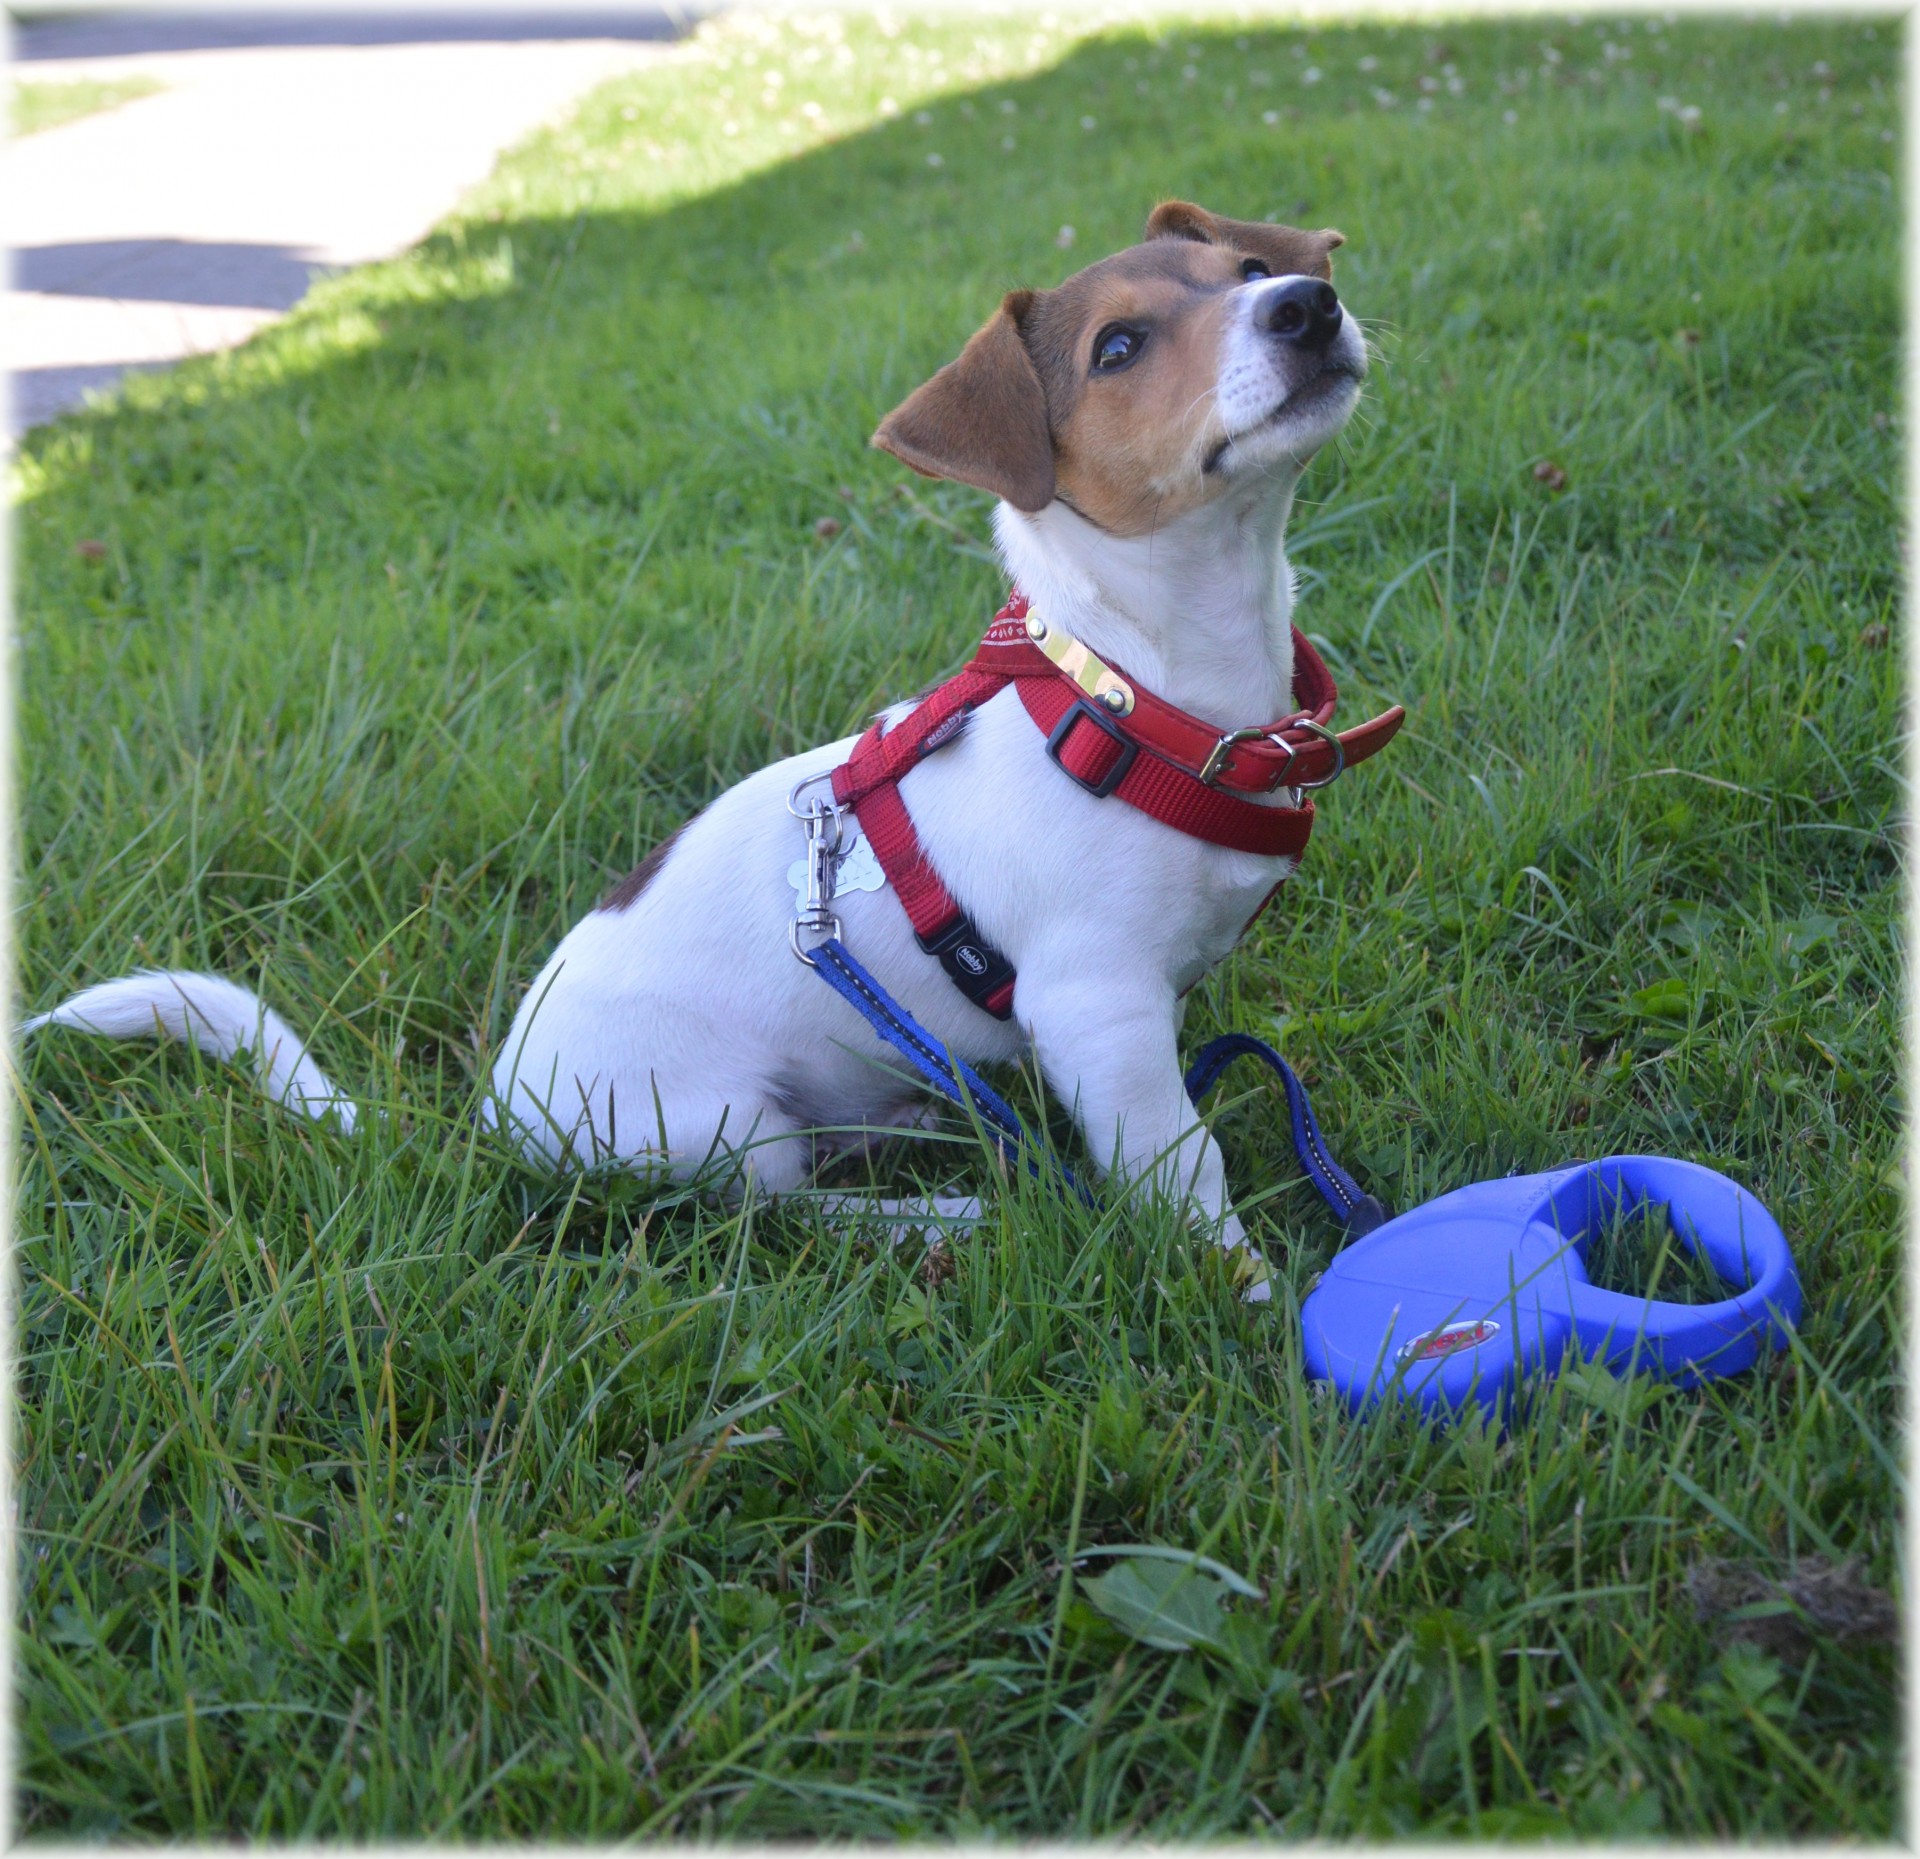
(1145, 199, 1346, 282)
(872, 291, 1055, 513)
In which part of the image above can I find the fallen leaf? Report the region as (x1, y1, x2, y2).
(1075, 1545, 1262, 1654)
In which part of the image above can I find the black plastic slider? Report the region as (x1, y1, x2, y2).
(915, 915, 1017, 1020)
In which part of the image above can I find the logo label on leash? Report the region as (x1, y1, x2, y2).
(1398, 1318, 1500, 1363)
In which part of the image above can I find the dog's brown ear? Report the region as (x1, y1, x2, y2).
(872, 291, 1054, 513)
(1145, 199, 1345, 282)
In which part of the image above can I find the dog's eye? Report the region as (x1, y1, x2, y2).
(1240, 258, 1273, 281)
(1092, 325, 1144, 372)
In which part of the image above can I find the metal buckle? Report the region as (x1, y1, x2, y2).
(1200, 725, 1286, 789)
(1044, 698, 1138, 799)
(1292, 718, 1346, 791)
(787, 773, 847, 966)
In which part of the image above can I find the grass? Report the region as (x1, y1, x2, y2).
(9, 75, 164, 137)
(11, 4, 1902, 1839)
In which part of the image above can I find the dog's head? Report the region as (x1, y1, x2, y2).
(873, 201, 1364, 536)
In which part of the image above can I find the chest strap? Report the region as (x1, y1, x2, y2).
(829, 592, 1404, 1020)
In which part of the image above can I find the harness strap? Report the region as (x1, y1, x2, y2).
(830, 671, 1017, 1017)
(827, 588, 1405, 1022)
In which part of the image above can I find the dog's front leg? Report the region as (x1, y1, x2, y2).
(1020, 976, 1271, 1300)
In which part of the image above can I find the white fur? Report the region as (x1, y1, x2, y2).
(22, 972, 357, 1131)
(25, 278, 1368, 1294)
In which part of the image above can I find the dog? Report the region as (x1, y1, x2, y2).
(25, 201, 1400, 1299)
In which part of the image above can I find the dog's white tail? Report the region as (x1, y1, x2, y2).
(22, 971, 357, 1131)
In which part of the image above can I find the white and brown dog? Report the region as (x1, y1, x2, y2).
(26, 202, 1398, 1296)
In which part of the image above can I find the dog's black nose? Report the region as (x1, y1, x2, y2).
(1261, 278, 1342, 351)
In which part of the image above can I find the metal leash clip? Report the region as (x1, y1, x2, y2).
(787, 772, 846, 966)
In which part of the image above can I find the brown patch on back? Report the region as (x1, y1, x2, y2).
(598, 822, 687, 913)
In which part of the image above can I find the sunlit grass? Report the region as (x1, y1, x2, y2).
(9, 75, 164, 136)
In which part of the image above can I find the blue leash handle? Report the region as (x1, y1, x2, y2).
(811, 937, 1375, 1230)
(1183, 1033, 1389, 1236)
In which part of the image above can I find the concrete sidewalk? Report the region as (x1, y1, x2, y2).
(6, 8, 692, 437)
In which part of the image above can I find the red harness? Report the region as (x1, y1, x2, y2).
(829, 591, 1405, 1019)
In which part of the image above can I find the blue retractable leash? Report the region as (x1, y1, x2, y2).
(807, 934, 1801, 1423)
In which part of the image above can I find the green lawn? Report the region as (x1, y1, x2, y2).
(12, 6, 1901, 1838)
(9, 75, 164, 137)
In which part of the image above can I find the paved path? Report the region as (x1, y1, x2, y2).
(7, 9, 690, 437)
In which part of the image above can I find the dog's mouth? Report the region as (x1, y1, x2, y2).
(1203, 363, 1364, 474)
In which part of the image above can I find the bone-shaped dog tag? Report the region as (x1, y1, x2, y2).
(787, 829, 887, 906)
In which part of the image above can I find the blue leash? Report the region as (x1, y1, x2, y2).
(811, 936, 1801, 1421)
(808, 937, 1094, 1202)
(808, 936, 1385, 1236)
(1181, 1032, 1388, 1236)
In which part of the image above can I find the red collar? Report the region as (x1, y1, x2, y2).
(975, 591, 1404, 805)
(828, 590, 1406, 1020)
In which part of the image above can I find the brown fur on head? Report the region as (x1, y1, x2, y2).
(872, 202, 1348, 535)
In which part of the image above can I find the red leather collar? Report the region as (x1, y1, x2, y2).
(975, 591, 1404, 799)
